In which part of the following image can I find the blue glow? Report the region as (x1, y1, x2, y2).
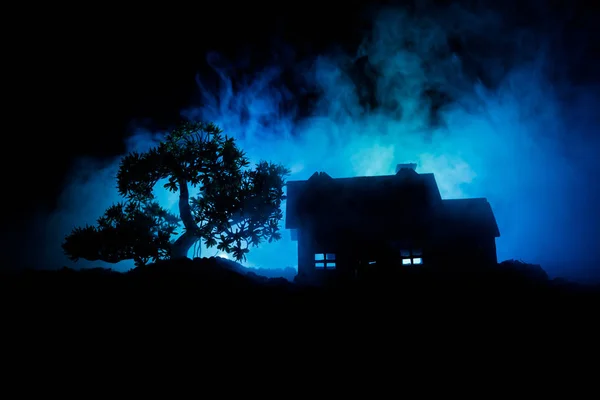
(33, 6, 600, 282)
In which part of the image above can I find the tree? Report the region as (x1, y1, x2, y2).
(62, 121, 290, 267)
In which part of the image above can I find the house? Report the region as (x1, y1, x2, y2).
(285, 163, 500, 283)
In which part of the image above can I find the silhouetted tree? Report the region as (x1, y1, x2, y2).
(63, 121, 290, 266)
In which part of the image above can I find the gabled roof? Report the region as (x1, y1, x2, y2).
(440, 198, 500, 237)
(285, 170, 500, 238)
(285, 170, 443, 229)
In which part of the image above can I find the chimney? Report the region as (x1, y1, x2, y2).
(395, 163, 417, 174)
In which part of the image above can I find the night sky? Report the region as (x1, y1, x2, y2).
(4, 0, 600, 282)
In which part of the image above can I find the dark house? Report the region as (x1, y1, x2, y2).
(285, 164, 500, 283)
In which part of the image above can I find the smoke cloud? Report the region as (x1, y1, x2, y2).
(32, 3, 600, 282)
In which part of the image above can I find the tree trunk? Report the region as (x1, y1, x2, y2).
(171, 231, 200, 259)
(171, 178, 201, 259)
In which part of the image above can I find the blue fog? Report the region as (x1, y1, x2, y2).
(37, 6, 600, 282)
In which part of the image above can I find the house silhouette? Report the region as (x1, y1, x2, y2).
(285, 163, 500, 283)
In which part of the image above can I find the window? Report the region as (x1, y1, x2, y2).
(400, 248, 423, 265)
(315, 253, 336, 269)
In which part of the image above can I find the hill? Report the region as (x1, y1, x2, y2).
(1, 257, 599, 363)
(2, 257, 598, 315)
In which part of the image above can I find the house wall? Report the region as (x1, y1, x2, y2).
(296, 221, 498, 283)
(297, 225, 430, 282)
(297, 228, 313, 279)
(297, 226, 388, 283)
(428, 235, 498, 270)
(297, 227, 344, 283)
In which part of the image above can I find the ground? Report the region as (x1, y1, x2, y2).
(2, 257, 598, 315)
(1, 257, 598, 374)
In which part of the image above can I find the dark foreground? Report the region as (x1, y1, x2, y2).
(1, 256, 599, 379)
(2, 257, 598, 318)
(1, 257, 595, 389)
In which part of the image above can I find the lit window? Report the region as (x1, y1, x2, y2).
(315, 253, 336, 269)
(368, 261, 376, 265)
(400, 249, 423, 266)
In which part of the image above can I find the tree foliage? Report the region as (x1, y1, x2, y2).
(62, 202, 179, 267)
(63, 121, 290, 266)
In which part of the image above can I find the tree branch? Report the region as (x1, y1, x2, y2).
(178, 178, 201, 236)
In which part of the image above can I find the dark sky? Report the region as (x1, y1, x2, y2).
(3, 0, 600, 280)
(11, 0, 597, 213)
(8, 2, 373, 217)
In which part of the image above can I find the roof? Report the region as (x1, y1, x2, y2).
(285, 170, 500, 238)
(440, 198, 500, 237)
(285, 169, 442, 229)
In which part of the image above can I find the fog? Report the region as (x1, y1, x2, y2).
(33, 3, 600, 282)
